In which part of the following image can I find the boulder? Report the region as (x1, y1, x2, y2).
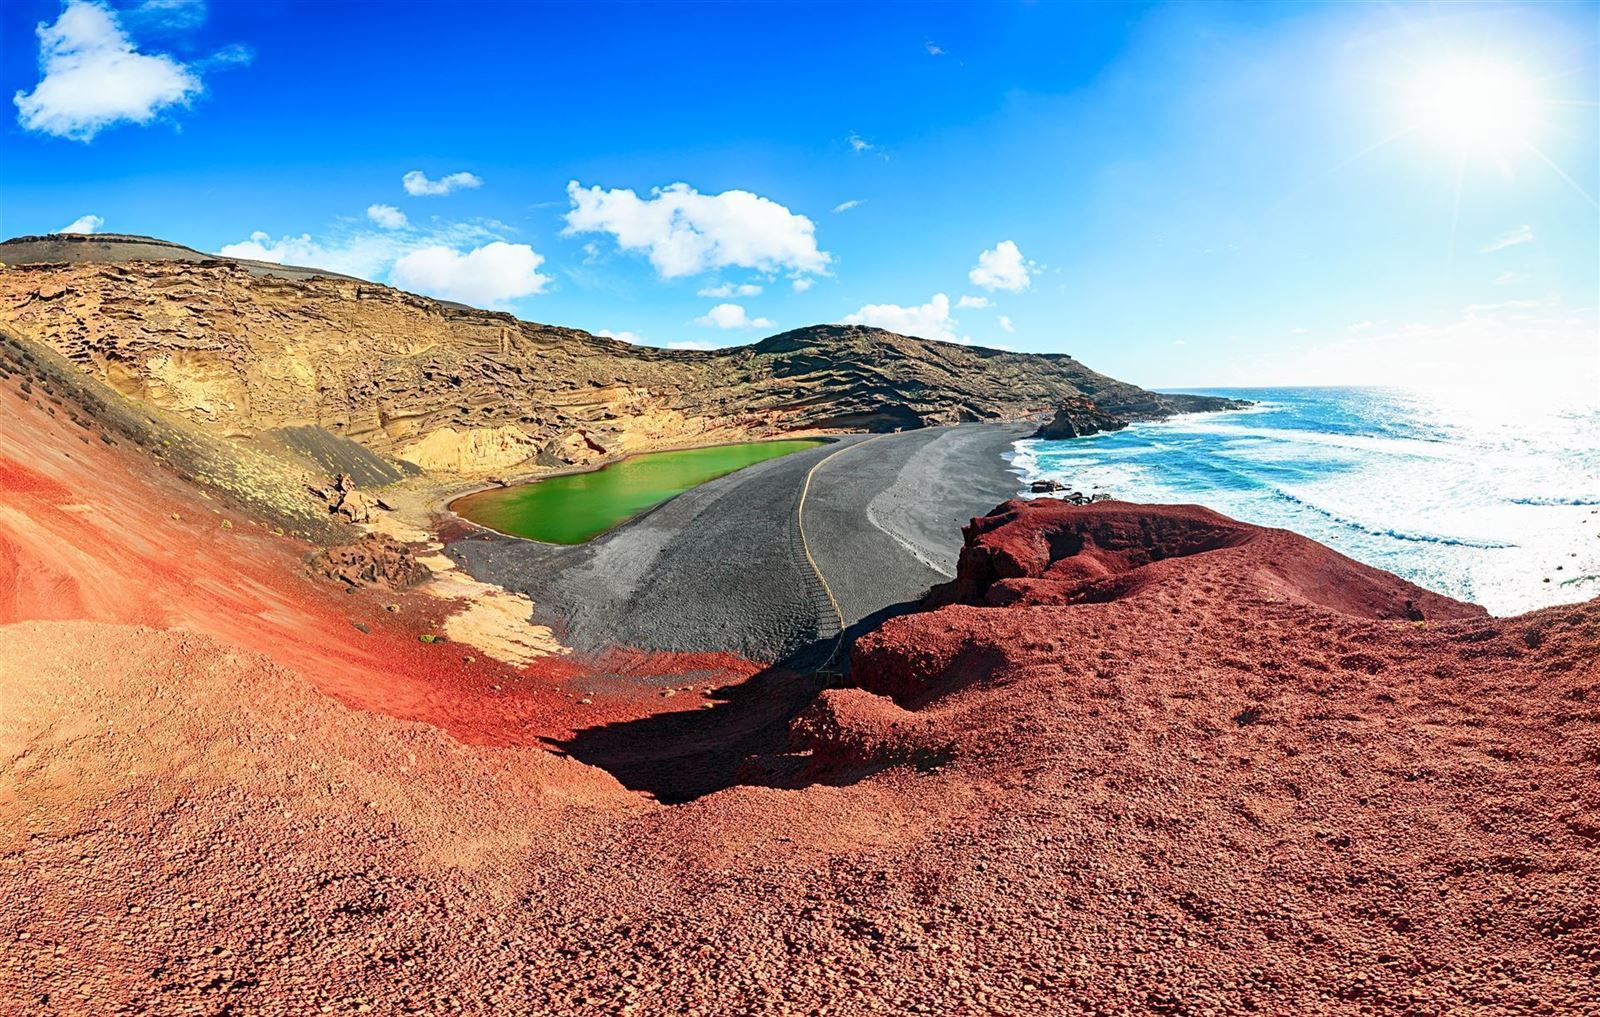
(309, 534, 431, 590)
(312, 473, 385, 523)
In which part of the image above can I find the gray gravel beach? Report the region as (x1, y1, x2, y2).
(447, 422, 1032, 665)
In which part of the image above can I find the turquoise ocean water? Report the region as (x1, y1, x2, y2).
(1008, 387, 1600, 615)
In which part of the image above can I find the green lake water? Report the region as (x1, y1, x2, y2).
(450, 439, 827, 544)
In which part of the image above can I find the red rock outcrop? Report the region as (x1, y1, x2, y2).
(929, 498, 1480, 619)
(855, 499, 1488, 711)
(804, 497, 1598, 1012)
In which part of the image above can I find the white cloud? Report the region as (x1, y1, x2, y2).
(925, 41, 945, 57)
(199, 42, 252, 69)
(1481, 225, 1534, 253)
(1494, 270, 1520, 286)
(366, 203, 407, 229)
(218, 230, 400, 280)
(1463, 299, 1541, 318)
(389, 242, 549, 308)
(1347, 320, 1374, 331)
(843, 293, 966, 343)
(667, 339, 717, 351)
(694, 303, 773, 329)
(219, 232, 307, 261)
(1290, 326, 1310, 334)
(402, 170, 482, 197)
(1173, 338, 1186, 346)
(792, 278, 813, 293)
(956, 295, 990, 309)
(564, 180, 831, 279)
(698, 281, 762, 298)
(848, 133, 875, 154)
(219, 215, 511, 284)
(998, 315, 1015, 333)
(832, 199, 863, 214)
(14, 0, 202, 141)
(968, 240, 1034, 292)
(597, 329, 644, 344)
(59, 213, 103, 234)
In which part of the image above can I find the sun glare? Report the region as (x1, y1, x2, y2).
(1408, 57, 1539, 156)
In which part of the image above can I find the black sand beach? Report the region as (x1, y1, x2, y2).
(447, 423, 1032, 665)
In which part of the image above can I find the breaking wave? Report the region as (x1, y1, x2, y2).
(1013, 386, 1600, 615)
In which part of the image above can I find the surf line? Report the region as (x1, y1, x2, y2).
(796, 433, 889, 670)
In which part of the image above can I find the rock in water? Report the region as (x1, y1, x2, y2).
(1032, 396, 1130, 439)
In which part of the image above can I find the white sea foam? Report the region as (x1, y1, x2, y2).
(1012, 387, 1600, 615)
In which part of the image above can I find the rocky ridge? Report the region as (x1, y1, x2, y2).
(1, 233, 1241, 477)
(1033, 391, 1253, 441)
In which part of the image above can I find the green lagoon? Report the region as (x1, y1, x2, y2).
(450, 439, 827, 544)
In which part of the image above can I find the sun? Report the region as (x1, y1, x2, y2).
(1407, 57, 1540, 156)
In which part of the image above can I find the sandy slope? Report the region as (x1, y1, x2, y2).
(3, 498, 1595, 1014)
(0, 331, 759, 744)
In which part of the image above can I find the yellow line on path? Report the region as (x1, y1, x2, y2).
(796, 433, 888, 669)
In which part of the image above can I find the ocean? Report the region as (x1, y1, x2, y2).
(1008, 387, 1600, 616)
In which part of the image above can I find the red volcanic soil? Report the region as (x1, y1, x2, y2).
(0, 367, 757, 747)
(835, 500, 1599, 1010)
(3, 353, 1598, 1016)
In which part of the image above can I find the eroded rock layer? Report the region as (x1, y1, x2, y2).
(0, 234, 1239, 475)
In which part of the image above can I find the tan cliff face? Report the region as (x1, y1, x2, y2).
(0, 235, 1234, 477)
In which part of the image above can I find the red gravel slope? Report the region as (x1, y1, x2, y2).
(830, 499, 1598, 1011)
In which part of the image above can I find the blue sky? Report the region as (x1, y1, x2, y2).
(3, 0, 1597, 395)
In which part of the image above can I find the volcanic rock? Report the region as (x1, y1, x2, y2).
(310, 533, 431, 590)
(0, 327, 347, 540)
(312, 473, 385, 523)
(810, 498, 1597, 1014)
(926, 498, 1485, 618)
(3, 337, 1596, 1013)
(1031, 396, 1130, 439)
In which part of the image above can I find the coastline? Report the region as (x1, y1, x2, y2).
(446, 423, 1031, 665)
(1006, 387, 1600, 615)
(433, 431, 848, 534)
(448, 437, 832, 544)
